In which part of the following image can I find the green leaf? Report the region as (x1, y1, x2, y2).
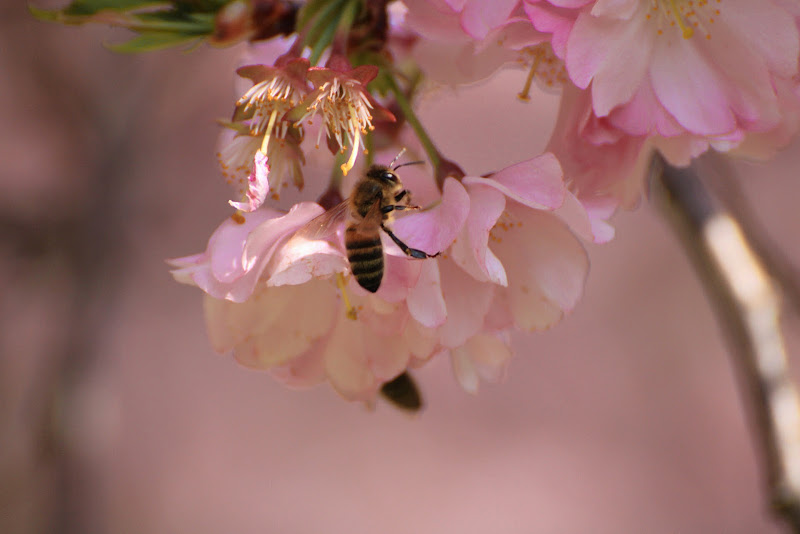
(30, 0, 167, 21)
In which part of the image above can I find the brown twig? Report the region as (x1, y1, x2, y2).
(649, 153, 800, 531)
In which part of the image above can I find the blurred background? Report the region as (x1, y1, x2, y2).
(3, 2, 800, 533)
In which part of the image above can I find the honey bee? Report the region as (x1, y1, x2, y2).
(307, 152, 438, 293)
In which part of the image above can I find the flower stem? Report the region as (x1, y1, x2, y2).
(382, 74, 440, 170)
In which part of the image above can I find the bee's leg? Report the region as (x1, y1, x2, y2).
(382, 225, 439, 259)
(381, 204, 420, 214)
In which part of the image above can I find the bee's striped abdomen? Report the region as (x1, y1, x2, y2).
(345, 227, 384, 292)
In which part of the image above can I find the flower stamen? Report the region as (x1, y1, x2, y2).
(336, 273, 358, 320)
(518, 50, 543, 102)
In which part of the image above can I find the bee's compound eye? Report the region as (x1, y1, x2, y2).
(382, 171, 397, 183)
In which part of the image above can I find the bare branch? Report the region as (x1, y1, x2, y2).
(649, 153, 800, 531)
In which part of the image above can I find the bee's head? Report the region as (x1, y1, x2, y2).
(367, 165, 399, 184)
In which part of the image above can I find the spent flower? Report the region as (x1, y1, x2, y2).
(287, 60, 395, 176)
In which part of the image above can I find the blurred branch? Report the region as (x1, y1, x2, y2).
(2, 13, 145, 531)
(650, 153, 800, 532)
(697, 153, 800, 320)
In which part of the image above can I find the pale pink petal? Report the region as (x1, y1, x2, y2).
(360, 298, 409, 337)
(523, 2, 578, 59)
(466, 333, 513, 383)
(608, 78, 685, 137)
(652, 135, 712, 167)
(230, 281, 338, 369)
(483, 292, 515, 331)
(590, 0, 638, 18)
(267, 236, 348, 287)
(407, 260, 447, 328)
(229, 151, 270, 212)
(463, 152, 566, 210)
(444, 0, 467, 9)
(438, 258, 495, 348)
(393, 177, 470, 254)
(324, 316, 378, 401)
(493, 205, 588, 331)
(552, 191, 594, 242)
(269, 342, 327, 389)
(203, 295, 261, 353)
(364, 328, 411, 381)
(450, 332, 513, 393)
(449, 183, 507, 285)
(546, 85, 646, 209)
(169, 209, 281, 301)
(460, 0, 518, 40)
(721, 0, 799, 79)
(546, 0, 593, 6)
(210, 209, 279, 283)
(451, 348, 479, 394)
(580, 196, 617, 244)
(495, 17, 550, 50)
(567, 9, 652, 115)
(404, 321, 440, 361)
(403, 0, 467, 41)
(650, 36, 737, 136)
(691, 12, 782, 130)
(372, 249, 423, 303)
(242, 202, 324, 272)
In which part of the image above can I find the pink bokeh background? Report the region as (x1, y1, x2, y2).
(3, 3, 800, 533)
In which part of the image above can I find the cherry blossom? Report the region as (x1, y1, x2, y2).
(528, 0, 800, 152)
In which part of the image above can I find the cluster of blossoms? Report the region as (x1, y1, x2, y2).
(171, 0, 800, 408)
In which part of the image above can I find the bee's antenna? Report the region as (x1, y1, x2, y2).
(393, 160, 425, 171)
(388, 148, 407, 168)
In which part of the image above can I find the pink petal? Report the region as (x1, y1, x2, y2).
(721, 0, 799, 79)
(438, 258, 495, 348)
(404, 321, 439, 361)
(542, 0, 593, 7)
(523, 2, 578, 59)
(451, 332, 512, 393)
(552, 191, 594, 242)
(567, 9, 653, 116)
(360, 298, 409, 337)
(407, 260, 447, 328)
(650, 35, 737, 136)
(451, 348, 479, 394)
(324, 316, 378, 401)
(403, 0, 469, 42)
(364, 327, 411, 382)
(229, 151, 270, 212)
(460, 0, 518, 40)
(393, 177, 470, 255)
(210, 209, 279, 283)
(373, 249, 423, 303)
(464, 152, 566, 210)
(230, 281, 338, 369)
(242, 202, 324, 273)
(269, 343, 327, 389)
(608, 78, 685, 136)
(203, 295, 257, 353)
(267, 237, 348, 287)
(169, 209, 280, 302)
(449, 183, 507, 285)
(590, 0, 638, 18)
(492, 204, 588, 331)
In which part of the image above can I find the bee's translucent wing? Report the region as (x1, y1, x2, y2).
(295, 201, 350, 240)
